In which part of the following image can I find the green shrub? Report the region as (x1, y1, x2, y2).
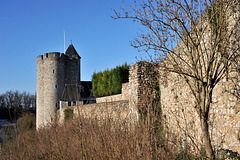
(92, 63, 129, 97)
(217, 149, 240, 160)
(64, 108, 73, 120)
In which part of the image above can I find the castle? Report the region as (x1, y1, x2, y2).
(36, 7, 240, 153)
(36, 47, 240, 153)
(36, 43, 95, 129)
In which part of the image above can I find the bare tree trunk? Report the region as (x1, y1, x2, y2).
(200, 112, 215, 159)
(198, 85, 215, 159)
(7, 106, 12, 121)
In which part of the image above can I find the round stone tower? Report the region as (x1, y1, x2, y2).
(37, 52, 65, 128)
(36, 44, 81, 129)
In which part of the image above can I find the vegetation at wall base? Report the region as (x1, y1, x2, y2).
(92, 63, 129, 97)
(17, 113, 36, 134)
(1, 113, 36, 144)
(64, 108, 74, 120)
(0, 117, 172, 160)
(1, 116, 239, 159)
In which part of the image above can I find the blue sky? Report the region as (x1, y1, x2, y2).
(0, 0, 144, 94)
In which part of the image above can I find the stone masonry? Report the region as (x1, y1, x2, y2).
(160, 67, 240, 153)
(37, 44, 81, 129)
(60, 60, 240, 154)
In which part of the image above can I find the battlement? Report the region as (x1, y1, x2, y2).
(37, 55, 43, 61)
(45, 52, 61, 59)
(37, 52, 63, 61)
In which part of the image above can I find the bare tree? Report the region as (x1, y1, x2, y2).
(113, 0, 239, 158)
(22, 92, 30, 108)
(4, 91, 15, 121)
(12, 91, 23, 120)
(0, 94, 6, 109)
(21, 91, 36, 113)
(30, 93, 36, 112)
(0, 91, 36, 121)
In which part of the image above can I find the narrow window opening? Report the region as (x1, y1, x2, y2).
(55, 85, 57, 88)
(68, 101, 71, 106)
(73, 101, 76, 106)
(53, 69, 55, 73)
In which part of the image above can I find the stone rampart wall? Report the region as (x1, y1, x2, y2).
(96, 94, 124, 103)
(158, 6, 240, 154)
(129, 62, 159, 109)
(96, 82, 130, 103)
(59, 61, 239, 154)
(61, 100, 138, 124)
(159, 67, 240, 153)
(122, 82, 130, 100)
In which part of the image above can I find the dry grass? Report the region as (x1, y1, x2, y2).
(0, 117, 176, 160)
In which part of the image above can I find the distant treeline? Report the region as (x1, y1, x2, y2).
(0, 90, 36, 122)
(92, 63, 129, 97)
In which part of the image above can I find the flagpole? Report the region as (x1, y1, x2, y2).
(64, 30, 66, 54)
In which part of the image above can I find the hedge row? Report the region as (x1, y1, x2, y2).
(92, 63, 129, 97)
